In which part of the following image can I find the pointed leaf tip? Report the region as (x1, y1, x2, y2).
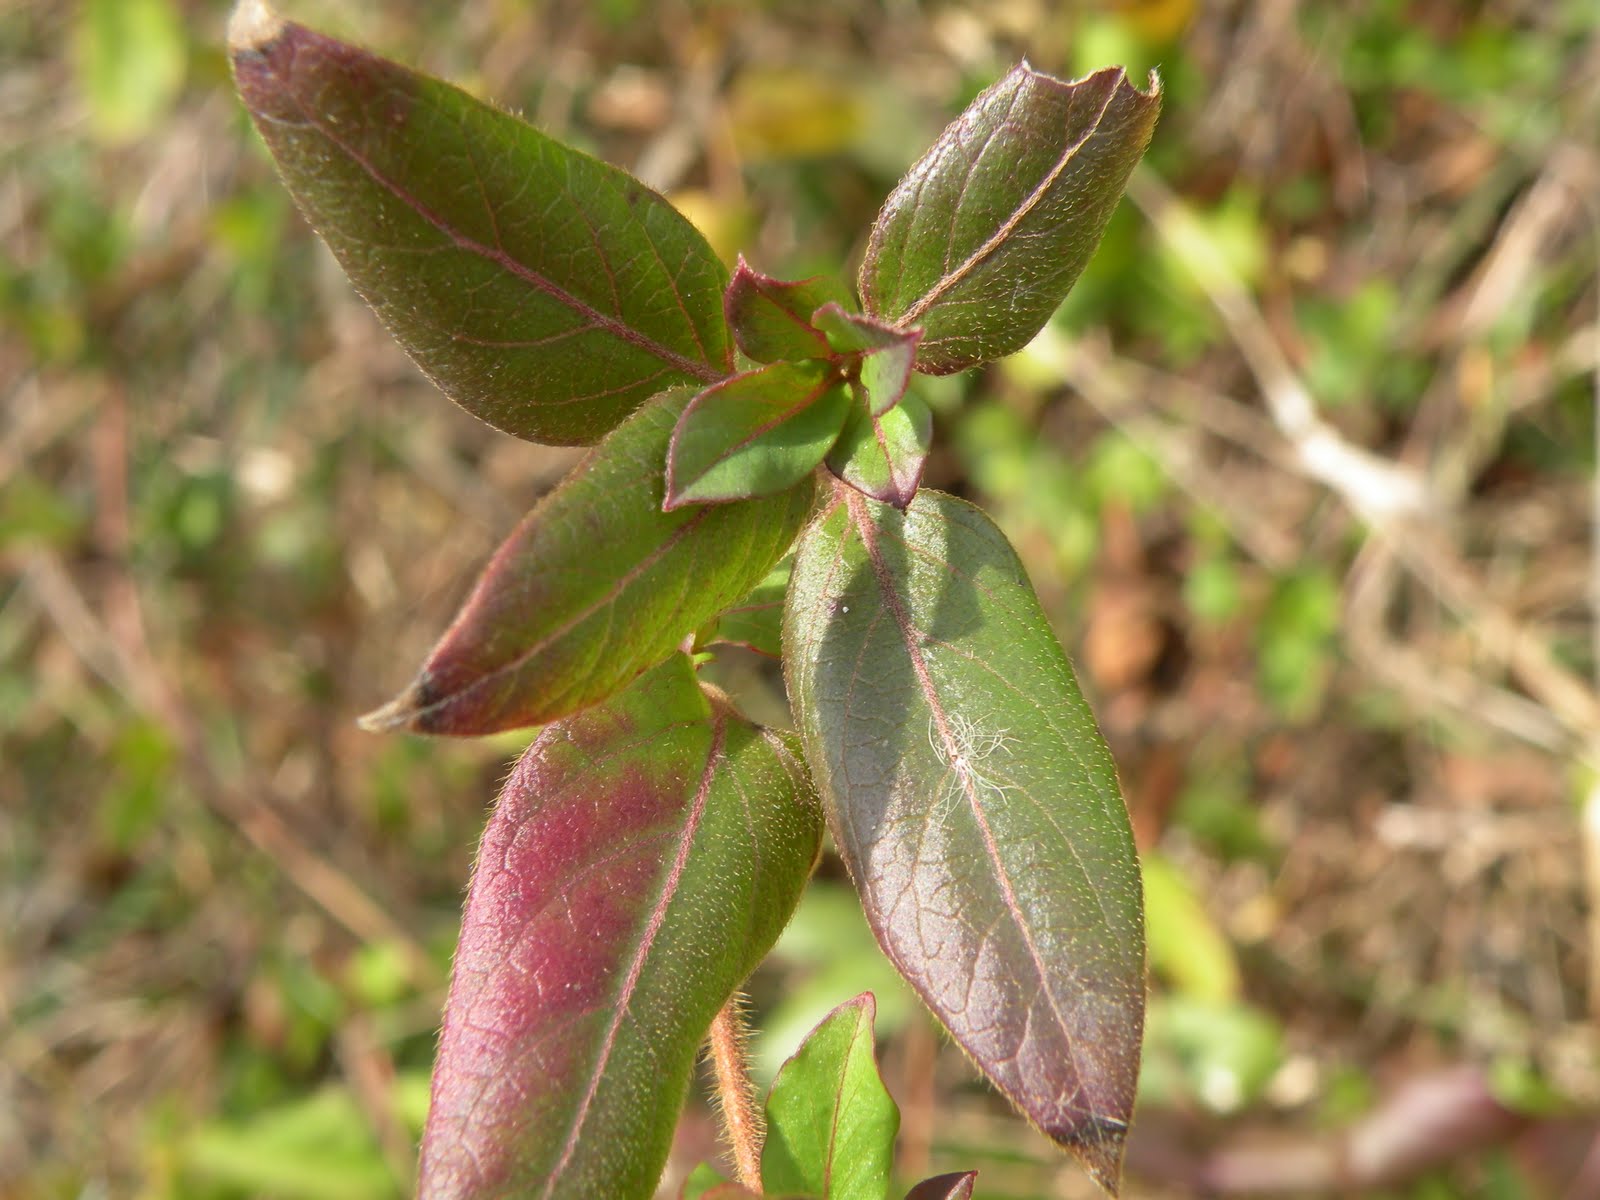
(227, 0, 283, 52)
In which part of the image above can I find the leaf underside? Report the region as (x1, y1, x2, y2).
(365, 389, 812, 735)
(859, 63, 1160, 375)
(784, 486, 1145, 1193)
(231, 16, 732, 446)
(419, 655, 821, 1200)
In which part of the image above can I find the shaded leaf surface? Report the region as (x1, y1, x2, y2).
(707, 556, 793, 660)
(724, 258, 852, 364)
(666, 362, 851, 508)
(366, 389, 811, 735)
(419, 655, 822, 1200)
(231, 12, 731, 445)
(762, 993, 898, 1200)
(784, 488, 1145, 1193)
(825, 390, 932, 510)
(859, 64, 1159, 375)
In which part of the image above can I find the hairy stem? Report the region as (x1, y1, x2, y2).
(708, 994, 763, 1188)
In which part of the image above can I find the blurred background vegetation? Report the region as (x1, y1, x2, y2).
(5, 0, 1600, 1196)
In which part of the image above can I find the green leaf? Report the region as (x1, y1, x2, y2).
(904, 1174, 977, 1200)
(825, 390, 932, 510)
(1142, 853, 1241, 1004)
(762, 994, 899, 1200)
(74, 0, 187, 145)
(419, 655, 822, 1200)
(859, 64, 1160, 375)
(229, 4, 731, 446)
(810, 305, 919, 417)
(707, 556, 794, 660)
(725, 258, 853, 364)
(665, 362, 852, 509)
(363, 389, 811, 735)
(784, 487, 1144, 1195)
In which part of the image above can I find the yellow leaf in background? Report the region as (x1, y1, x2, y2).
(73, 0, 188, 145)
(1143, 852, 1242, 1004)
(1114, 0, 1197, 44)
(668, 188, 753, 268)
(728, 67, 864, 161)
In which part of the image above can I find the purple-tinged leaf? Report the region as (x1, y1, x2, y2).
(859, 63, 1159, 375)
(905, 1173, 977, 1200)
(784, 487, 1145, 1196)
(825, 390, 932, 510)
(762, 993, 899, 1200)
(706, 557, 792, 660)
(810, 304, 919, 417)
(724, 257, 853, 364)
(665, 361, 852, 509)
(228, 2, 731, 446)
(362, 389, 811, 735)
(419, 655, 822, 1200)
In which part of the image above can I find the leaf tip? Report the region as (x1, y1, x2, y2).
(227, 0, 285, 54)
(356, 689, 422, 734)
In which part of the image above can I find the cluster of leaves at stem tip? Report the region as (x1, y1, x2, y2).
(228, 1, 1160, 1196)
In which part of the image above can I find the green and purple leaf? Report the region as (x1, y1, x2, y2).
(825, 390, 932, 510)
(858, 63, 1160, 375)
(761, 993, 899, 1200)
(228, 1, 731, 446)
(363, 389, 811, 735)
(419, 655, 822, 1200)
(665, 361, 852, 509)
(810, 304, 919, 417)
(724, 258, 853, 364)
(784, 487, 1145, 1195)
(904, 1174, 977, 1200)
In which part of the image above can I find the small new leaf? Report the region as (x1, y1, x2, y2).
(725, 258, 853, 364)
(666, 361, 852, 509)
(762, 994, 899, 1200)
(810, 304, 919, 417)
(859, 63, 1160, 375)
(905, 1174, 977, 1200)
(825, 389, 932, 510)
(230, 3, 732, 445)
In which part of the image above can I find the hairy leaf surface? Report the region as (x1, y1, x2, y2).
(859, 64, 1159, 375)
(784, 487, 1145, 1193)
(419, 656, 821, 1200)
(230, 8, 731, 445)
(365, 389, 811, 735)
(707, 557, 793, 660)
(762, 994, 898, 1200)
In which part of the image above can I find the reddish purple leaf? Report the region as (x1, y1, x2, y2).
(905, 1172, 978, 1200)
(229, 1, 731, 446)
(420, 655, 822, 1199)
(361, 388, 811, 735)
